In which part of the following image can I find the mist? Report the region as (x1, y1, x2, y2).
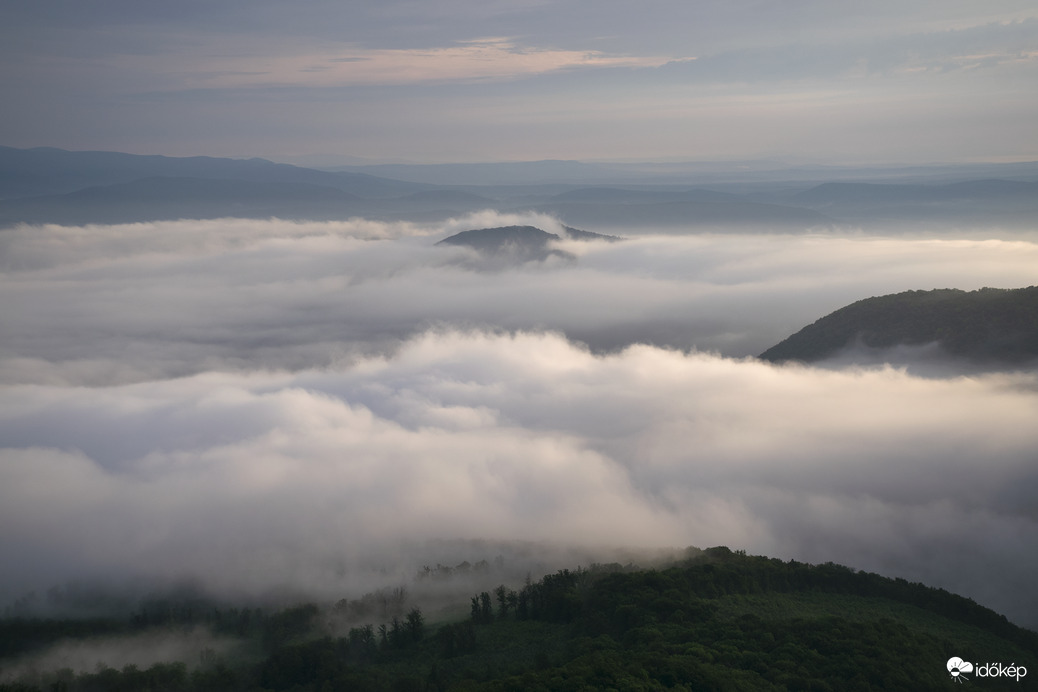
(1, 213, 1037, 629)
(0, 628, 241, 681)
(2, 213, 1036, 384)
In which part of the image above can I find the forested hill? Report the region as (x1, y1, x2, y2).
(2, 548, 1035, 690)
(437, 225, 619, 250)
(436, 225, 619, 263)
(760, 286, 1038, 364)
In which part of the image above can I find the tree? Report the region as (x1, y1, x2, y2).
(479, 592, 493, 624)
(405, 608, 424, 642)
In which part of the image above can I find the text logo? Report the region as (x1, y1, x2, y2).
(947, 656, 1028, 683)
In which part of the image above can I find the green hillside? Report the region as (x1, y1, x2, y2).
(760, 286, 1038, 364)
(2, 548, 1034, 691)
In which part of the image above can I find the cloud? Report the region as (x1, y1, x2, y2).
(86, 36, 678, 91)
(3, 2, 1035, 162)
(1, 331, 1037, 626)
(2, 216, 1037, 627)
(1, 215, 1036, 385)
(652, 17, 1038, 83)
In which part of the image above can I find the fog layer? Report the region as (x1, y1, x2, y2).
(1, 215, 1036, 626)
(2, 214, 1036, 384)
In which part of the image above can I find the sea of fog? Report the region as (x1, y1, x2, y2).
(1, 212, 1036, 629)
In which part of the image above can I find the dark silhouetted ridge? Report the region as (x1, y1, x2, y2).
(436, 225, 620, 263)
(437, 225, 560, 252)
(761, 286, 1038, 363)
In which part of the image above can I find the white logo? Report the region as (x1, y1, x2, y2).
(947, 656, 1028, 683)
(948, 657, 973, 683)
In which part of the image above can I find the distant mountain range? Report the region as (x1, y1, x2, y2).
(437, 225, 619, 262)
(761, 286, 1038, 365)
(790, 179, 1038, 226)
(0, 145, 429, 199)
(536, 193, 832, 229)
(327, 157, 1038, 187)
(1, 146, 1036, 229)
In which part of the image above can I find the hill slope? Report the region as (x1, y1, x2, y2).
(760, 286, 1038, 364)
(4, 548, 1033, 690)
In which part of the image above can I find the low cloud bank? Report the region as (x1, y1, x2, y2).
(1, 215, 1037, 627)
(2, 215, 1036, 386)
(1, 330, 1037, 625)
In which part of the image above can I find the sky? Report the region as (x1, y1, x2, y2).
(2, 0, 1037, 163)
(2, 214, 1038, 629)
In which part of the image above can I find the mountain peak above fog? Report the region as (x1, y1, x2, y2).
(436, 225, 620, 263)
(761, 286, 1038, 365)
